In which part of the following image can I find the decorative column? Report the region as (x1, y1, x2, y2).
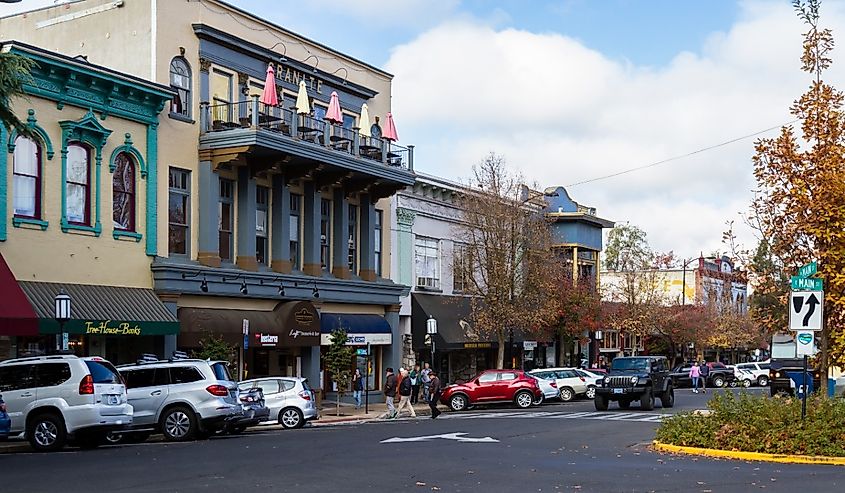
(358, 193, 376, 281)
(236, 166, 258, 271)
(145, 122, 158, 256)
(395, 207, 416, 286)
(196, 156, 220, 267)
(198, 58, 211, 104)
(302, 181, 322, 276)
(270, 173, 292, 273)
(331, 187, 350, 279)
(0, 125, 6, 241)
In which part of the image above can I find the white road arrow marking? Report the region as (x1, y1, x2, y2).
(380, 432, 499, 444)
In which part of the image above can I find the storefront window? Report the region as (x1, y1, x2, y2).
(256, 186, 269, 265)
(219, 179, 234, 262)
(168, 168, 190, 256)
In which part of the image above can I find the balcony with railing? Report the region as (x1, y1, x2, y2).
(199, 96, 415, 185)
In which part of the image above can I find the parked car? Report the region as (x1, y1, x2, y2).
(728, 367, 754, 388)
(528, 368, 590, 401)
(223, 387, 270, 434)
(238, 377, 319, 429)
(115, 358, 242, 442)
(528, 374, 559, 404)
(0, 355, 132, 451)
(575, 369, 604, 398)
(440, 369, 542, 412)
(595, 356, 674, 411)
(670, 363, 736, 388)
(0, 394, 10, 440)
(734, 361, 771, 386)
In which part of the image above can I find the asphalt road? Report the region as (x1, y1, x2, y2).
(1, 388, 842, 493)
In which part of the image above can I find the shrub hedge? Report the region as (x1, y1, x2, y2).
(655, 392, 845, 457)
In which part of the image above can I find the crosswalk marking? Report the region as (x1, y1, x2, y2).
(440, 410, 669, 423)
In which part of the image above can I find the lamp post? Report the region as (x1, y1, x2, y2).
(426, 315, 438, 371)
(54, 290, 71, 353)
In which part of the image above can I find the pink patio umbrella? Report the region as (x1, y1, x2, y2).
(260, 63, 279, 106)
(383, 112, 399, 141)
(325, 91, 343, 124)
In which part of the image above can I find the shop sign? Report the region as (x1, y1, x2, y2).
(84, 320, 142, 336)
(463, 342, 492, 349)
(523, 341, 538, 350)
(277, 301, 321, 347)
(255, 333, 279, 347)
(320, 333, 392, 346)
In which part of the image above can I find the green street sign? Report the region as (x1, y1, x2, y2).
(798, 262, 817, 278)
(792, 276, 823, 291)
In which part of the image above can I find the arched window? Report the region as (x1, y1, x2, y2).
(66, 143, 91, 225)
(112, 152, 135, 231)
(170, 57, 192, 118)
(12, 136, 42, 219)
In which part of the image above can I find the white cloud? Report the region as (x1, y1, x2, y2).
(303, 0, 460, 28)
(385, 0, 845, 257)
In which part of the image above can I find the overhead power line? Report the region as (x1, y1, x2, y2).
(567, 119, 799, 187)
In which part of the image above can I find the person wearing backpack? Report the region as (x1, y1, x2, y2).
(396, 368, 417, 418)
(383, 367, 398, 419)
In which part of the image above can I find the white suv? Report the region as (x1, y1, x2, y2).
(116, 359, 241, 442)
(734, 361, 771, 386)
(0, 355, 132, 452)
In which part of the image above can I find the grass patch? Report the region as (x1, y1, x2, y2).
(655, 392, 845, 457)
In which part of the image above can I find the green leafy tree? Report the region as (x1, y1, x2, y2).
(603, 224, 652, 272)
(0, 52, 37, 138)
(191, 333, 238, 377)
(323, 329, 355, 416)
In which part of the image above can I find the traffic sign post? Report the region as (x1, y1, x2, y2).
(789, 291, 823, 331)
(791, 262, 822, 420)
(796, 330, 815, 356)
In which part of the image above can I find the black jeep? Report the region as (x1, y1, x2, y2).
(594, 356, 674, 411)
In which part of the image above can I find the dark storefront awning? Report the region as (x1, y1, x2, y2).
(19, 282, 179, 336)
(0, 253, 38, 336)
(320, 313, 391, 345)
(412, 293, 493, 351)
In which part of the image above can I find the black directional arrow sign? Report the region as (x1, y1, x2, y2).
(789, 291, 823, 331)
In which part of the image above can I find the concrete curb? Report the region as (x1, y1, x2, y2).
(652, 441, 845, 466)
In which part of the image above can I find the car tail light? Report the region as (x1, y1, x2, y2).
(0, 401, 6, 412)
(79, 375, 95, 395)
(579, 376, 585, 382)
(299, 390, 311, 400)
(549, 381, 558, 388)
(206, 385, 230, 397)
(240, 395, 256, 403)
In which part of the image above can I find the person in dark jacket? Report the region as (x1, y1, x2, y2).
(384, 368, 398, 418)
(699, 361, 709, 393)
(396, 368, 416, 417)
(352, 369, 364, 408)
(428, 370, 442, 419)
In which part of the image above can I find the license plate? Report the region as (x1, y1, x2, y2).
(612, 388, 624, 394)
(106, 395, 120, 405)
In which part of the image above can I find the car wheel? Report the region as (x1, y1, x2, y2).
(640, 387, 654, 411)
(586, 385, 596, 399)
(559, 387, 575, 402)
(280, 408, 304, 429)
(533, 393, 545, 405)
(27, 413, 67, 452)
(594, 395, 609, 411)
(729, 380, 738, 388)
(105, 432, 125, 445)
(757, 376, 769, 387)
(618, 399, 631, 410)
(514, 390, 534, 409)
(712, 376, 725, 388)
(742, 379, 752, 388)
(660, 387, 675, 408)
(449, 394, 468, 412)
(160, 406, 197, 442)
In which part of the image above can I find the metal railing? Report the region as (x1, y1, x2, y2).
(200, 96, 414, 172)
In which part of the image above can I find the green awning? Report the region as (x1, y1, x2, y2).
(19, 282, 179, 336)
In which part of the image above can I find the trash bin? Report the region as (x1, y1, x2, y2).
(828, 378, 836, 398)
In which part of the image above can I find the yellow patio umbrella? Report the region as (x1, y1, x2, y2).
(294, 80, 310, 114)
(358, 103, 371, 137)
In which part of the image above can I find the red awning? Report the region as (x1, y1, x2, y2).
(0, 252, 38, 336)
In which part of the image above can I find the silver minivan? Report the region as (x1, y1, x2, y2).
(239, 377, 318, 429)
(116, 359, 241, 441)
(0, 355, 132, 451)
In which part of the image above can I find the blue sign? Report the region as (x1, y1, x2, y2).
(244, 334, 249, 350)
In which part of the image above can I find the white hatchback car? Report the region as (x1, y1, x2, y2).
(0, 355, 132, 451)
(528, 368, 590, 402)
(734, 361, 771, 386)
(238, 377, 318, 429)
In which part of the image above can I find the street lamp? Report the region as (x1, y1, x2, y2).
(426, 315, 438, 370)
(54, 290, 71, 352)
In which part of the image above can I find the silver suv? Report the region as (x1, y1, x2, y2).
(0, 355, 132, 451)
(116, 359, 241, 441)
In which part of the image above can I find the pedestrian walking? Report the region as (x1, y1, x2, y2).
(352, 368, 364, 408)
(689, 362, 701, 393)
(699, 361, 709, 393)
(396, 369, 417, 418)
(428, 370, 442, 419)
(410, 364, 421, 405)
(383, 367, 398, 419)
(421, 362, 432, 402)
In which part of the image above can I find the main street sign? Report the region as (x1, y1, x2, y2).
(791, 276, 823, 291)
(798, 262, 817, 279)
(789, 291, 823, 331)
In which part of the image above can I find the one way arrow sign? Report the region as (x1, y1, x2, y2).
(789, 291, 824, 331)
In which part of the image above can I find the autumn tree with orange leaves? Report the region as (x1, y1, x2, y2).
(748, 0, 845, 390)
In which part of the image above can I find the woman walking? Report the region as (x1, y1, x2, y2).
(689, 362, 701, 394)
(352, 368, 364, 408)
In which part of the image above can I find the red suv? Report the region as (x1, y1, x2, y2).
(440, 370, 542, 412)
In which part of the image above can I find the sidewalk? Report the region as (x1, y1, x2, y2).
(315, 399, 443, 426)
